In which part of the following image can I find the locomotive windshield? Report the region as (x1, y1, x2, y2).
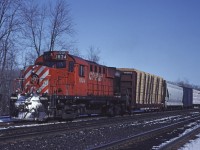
(35, 51, 67, 68)
(35, 60, 66, 68)
(44, 61, 66, 68)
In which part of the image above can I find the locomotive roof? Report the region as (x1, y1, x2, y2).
(69, 54, 107, 67)
(39, 51, 108, 68)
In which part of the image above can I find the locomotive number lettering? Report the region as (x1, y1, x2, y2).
(56, 54, 67, 60)
(79, 78, 86, 83)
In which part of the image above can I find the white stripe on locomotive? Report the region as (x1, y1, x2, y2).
(39, 69, 49, 82)
(24, 69, 32, 79)
(36, 66, 46, 76)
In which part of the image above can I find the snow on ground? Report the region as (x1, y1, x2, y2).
(153, 121, 200, 149)
(179, 134, 200, 150)
(0, 116, 105, 130)
(0, 120, 67, 130)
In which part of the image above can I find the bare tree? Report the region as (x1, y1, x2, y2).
(20, 0, 74, 59)
(48, 0, 73, 51)
(0, 0, 22, 115)
(21, 0, 46, 57)
(69, 48, 82, 57)
(0, 0, 22, 72)
(176, 79, 191, 87)
(176, 79, 200, 90)
(87, 46, 101, 63)
(0, 0, 22, 76)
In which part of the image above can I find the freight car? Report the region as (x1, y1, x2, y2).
(116, 68, 165, 111)
(9, 50, 200, 121)
(182, 86, 193, 108)
(165, 82, 183, 109)
(193, 89, 200, 107)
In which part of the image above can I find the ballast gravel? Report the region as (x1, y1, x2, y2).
(0, 116, 182, 150)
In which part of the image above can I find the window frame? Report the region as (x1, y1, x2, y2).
(79, 65, 85, 77)
(68, 61, 74, 72)
(94, 66, 97, 72)
(90, 65, 93, 72)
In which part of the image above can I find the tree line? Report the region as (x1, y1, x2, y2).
(0, 0, 74, 115)
(0, 0, 101, 115)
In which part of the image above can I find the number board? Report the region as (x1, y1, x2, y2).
(43, 51, 68, 60)
(55, 54, 67, 60)
(54, 51, 67, 60)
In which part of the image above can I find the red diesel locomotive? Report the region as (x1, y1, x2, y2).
(10, 51, 126, 121)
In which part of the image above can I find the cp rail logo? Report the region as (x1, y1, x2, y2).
(31, 73, 39, 85)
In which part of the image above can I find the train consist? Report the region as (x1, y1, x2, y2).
(10, 51, 200, 121)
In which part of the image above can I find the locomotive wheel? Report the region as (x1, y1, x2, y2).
(101, 105, 107, 116)
(107, 105, 115, 117)
(114, 105, 121, 116)
(61, 112, 77, 121)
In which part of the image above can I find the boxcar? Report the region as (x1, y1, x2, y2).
(117, 68, 165, 110)
(165, 82, 183, 108)
(193, 89, 200, 107)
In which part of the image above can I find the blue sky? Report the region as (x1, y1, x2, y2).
(67, 0, 200, 85)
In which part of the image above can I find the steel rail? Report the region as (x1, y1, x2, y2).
(0, 109, 199, 146)
(92, 115, 200, 150)
(158, 124, 200, 150)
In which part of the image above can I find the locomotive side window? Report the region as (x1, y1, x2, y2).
(103, 68, 106, 74)
(44, 61, 66, 68)
(99, 67, 101, 73)
(95, 66, 97, 72)
(79, 65, 84, 77)
(90, 65, 93, 72)
(56, 61, 66, 68)
(35, 62, 43, 65)
(69, 61, 74, 72)
(44, 62, 55, 67)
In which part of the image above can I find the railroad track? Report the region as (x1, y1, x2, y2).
(93, 115, 200, 150)
(0, 115, 136, 144)
(0, 117, 41, 129)
(0, 108, 196, 127)
(0, 109, 200, 148)
(157, 123, 200, 150)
